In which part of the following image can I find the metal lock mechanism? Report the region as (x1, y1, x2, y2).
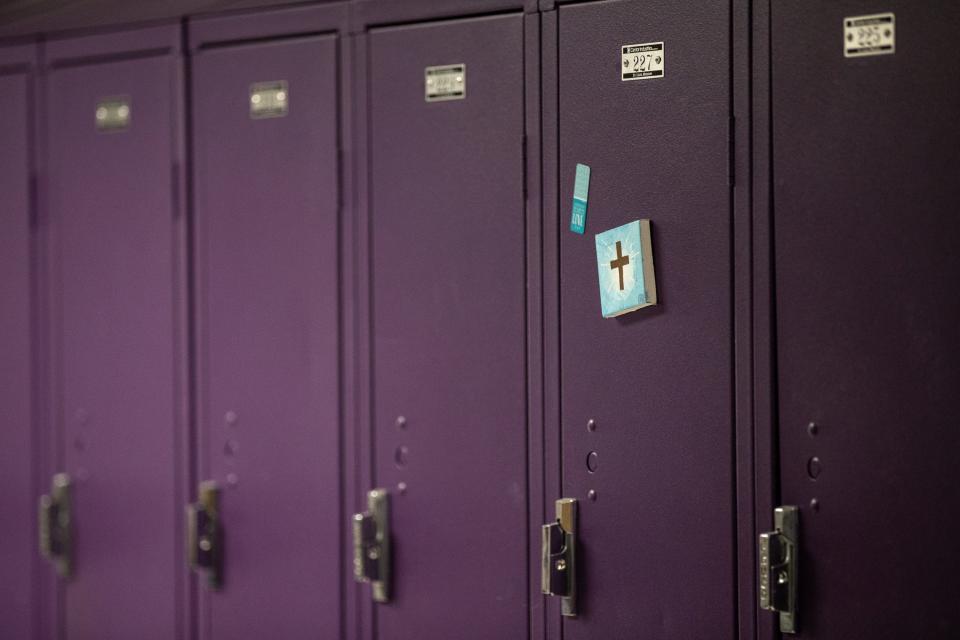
(759, 505, 799, 633)
(38, 473, 72, 578)
(187, 481, 222, 589)
(353, 488, 390, 603)
(541, 498, 577, 617)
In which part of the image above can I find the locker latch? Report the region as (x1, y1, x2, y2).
(187, 481, 222, 589)
(38, 473, 72, 578)
(353, 488, 390, 603)
(759, 505, 799, 634)
(541, 498, 577, 617)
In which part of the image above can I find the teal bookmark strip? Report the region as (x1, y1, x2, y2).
(570, 163, 591, 234)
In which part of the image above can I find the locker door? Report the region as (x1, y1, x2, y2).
(771, 3, 960, 637)
(367, 13, 527, 639)
(192, 35, 341, 638)
(554, 1, 734, 637)
(0, 65, 35, 639)
(48, 53, 184, 638)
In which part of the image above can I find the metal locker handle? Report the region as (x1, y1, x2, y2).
(759, 505, 799, 633)
(541, 498, 577, 617)
(38, 473, 72, 578)
(186, 481, 222, 589)
(352, 488, 390, 603)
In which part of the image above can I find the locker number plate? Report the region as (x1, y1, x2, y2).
(250, 81, 289, 119)
(621, 42, 664, 81)
(844, 13, 895, 58)
(425, 64, 466, 102)
(95, 97, 131, 132)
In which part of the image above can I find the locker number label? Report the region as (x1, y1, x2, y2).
(95, 97, 131, 132)
(844, 13, 895, 58)
(250, 81, 289, 119)
(425, 64, 466, 102)
(621, 42, 664, 81)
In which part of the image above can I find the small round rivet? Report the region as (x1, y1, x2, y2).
(226, 472, 239, 487)
(587, 489, 598, 502)
(587, 419, 597, 432)
(807, 422, 818, 437)
(199, 538, 212, 552)
(224, 411, 238, 426)
(810, 498, 820, 513)
(396, 416, 407, 429)
(807, 456, 822, 480)
(555, 559, 567, 571)
(398, 482, 408, 495)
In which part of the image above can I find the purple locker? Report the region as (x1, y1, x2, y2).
(545, 1, 735, 637)
(190, 12, 342, 638)
(770, 2, 960, 637)
(0, 44, 37, 639)
(45, 26, 187, 639)
(363, 12, 528, 640)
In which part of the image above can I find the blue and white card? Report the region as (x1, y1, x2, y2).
(569, 163, 591, 234)
(595, 219, 657, 318)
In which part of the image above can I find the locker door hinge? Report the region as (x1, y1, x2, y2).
(353, 488, 391, 603)
(759, 505, 799, 633)
(187, 481, 222, 589)
(727, 116, 736, 187)
(38, 473, 72, 578)
(541, 498, 577, 617)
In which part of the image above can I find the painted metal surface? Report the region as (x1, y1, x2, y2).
(553, 1, 735, 637)
(47, 46, 185, 638)
(0, 59, 36, 640)
(367, 13, 527, 640)
(771, 2, 960, 637)
(192, 34, 342, 638)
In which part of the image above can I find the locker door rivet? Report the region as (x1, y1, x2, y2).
(396, 415, 407, 429)
(587, 490, 597, 502)
(807, 422, 818, 436)
(397, 482, 407, 495)
(809, 498, 819, 512)
(807, 456, 822, 480)
(224, 411, 238, 425)
(226, 473, 239, 487)
(587, 419, 596, 432)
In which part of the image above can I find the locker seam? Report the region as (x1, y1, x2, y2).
(363, 9, 525, 33)
(727, 3, 739, 640)
(193, 30, 335, 52)
(180, 15, 199, 640)
(47, 47, 172, 69)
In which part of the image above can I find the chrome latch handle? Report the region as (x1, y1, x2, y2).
(352, 488, 390, 603)
(541, 498, 577, 617)
(38, 473, 72, 578)
(759, 505, 799, 633)
(187, 481, 222, 589)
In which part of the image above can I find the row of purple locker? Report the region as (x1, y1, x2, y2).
(2, 0, 958, 638)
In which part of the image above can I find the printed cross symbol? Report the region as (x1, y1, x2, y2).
(609, 240, 630, 290)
